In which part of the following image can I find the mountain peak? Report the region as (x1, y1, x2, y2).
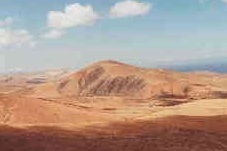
(92, 60, 130, 66)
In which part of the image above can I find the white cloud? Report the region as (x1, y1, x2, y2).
(0, 17, 13, 27)
(222, 0, 227, 3)
(42, 29, 65, 39)
(109, 0, 151, 18)
(47, 3, 100, 28)
(0, 28, 33, 46)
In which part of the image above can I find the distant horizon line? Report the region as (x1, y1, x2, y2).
(1, 58, 227, 75)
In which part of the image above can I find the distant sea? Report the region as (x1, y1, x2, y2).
(161, 63, 227, 73)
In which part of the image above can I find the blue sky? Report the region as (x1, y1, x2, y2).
(0, 0, 226, 72)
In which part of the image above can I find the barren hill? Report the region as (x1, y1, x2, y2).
(32, 60, 227, 100)
(0, 69, 71, 94)
(0, 69, 71, 86)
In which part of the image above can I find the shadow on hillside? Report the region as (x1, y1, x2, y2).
(1, 116, 227, 151)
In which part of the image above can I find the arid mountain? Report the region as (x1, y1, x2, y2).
(32, 60, 227, 100)
(2, 60, 227, 125)
(1, 60, 227, 151)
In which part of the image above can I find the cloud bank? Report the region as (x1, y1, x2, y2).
(1, 1, 152, 43)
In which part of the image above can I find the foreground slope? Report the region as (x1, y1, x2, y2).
(0, 115, 227, 151)
(0, 94, 114, 125)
